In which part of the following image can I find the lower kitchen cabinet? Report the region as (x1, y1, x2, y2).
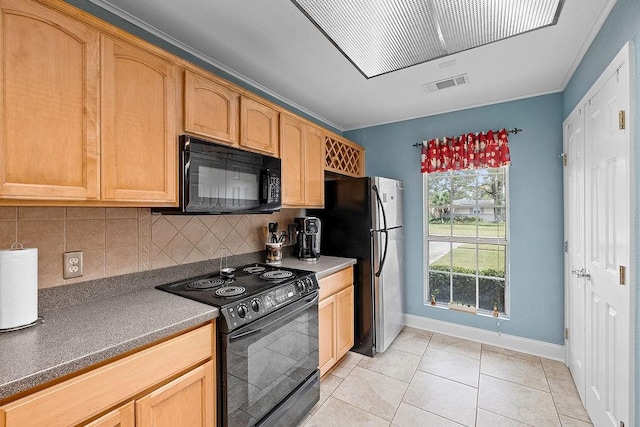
(318, 267, 354, 377)
(318, 295, 337, 375)
(85, 402, 135, 427)
(0, 323, 215, 427)
(136, 362, 214, 427)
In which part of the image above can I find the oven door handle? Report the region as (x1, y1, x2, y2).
(228, 293, 319, 341)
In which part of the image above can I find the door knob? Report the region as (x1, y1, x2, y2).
(570, 267, 591, 280)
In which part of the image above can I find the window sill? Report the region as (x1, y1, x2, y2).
(426, 302, 509, 320)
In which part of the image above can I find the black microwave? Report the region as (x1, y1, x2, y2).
(164, 135, 281, 215)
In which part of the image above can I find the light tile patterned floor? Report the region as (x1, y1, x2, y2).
(299, 327, 592, 427)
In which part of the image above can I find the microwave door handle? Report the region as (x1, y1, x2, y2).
(259, 170, 269, 203)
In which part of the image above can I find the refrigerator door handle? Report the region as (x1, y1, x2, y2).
(372, 184, 387, 231)
(374, 229, 388, 277)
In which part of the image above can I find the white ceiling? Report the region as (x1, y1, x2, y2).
(88, 0, 615, 131)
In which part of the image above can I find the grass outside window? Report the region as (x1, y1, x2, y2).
(424, 168, 509, 315)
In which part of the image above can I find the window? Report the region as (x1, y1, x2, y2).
(424, 167, 508, 315)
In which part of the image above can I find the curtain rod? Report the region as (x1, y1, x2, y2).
(412, 128, 523, 148)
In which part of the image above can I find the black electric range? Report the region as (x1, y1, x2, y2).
(156, 262, 321, 427)
(156, 263, 319, 333)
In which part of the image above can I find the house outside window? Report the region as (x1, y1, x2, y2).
(423, 167, 509, 316)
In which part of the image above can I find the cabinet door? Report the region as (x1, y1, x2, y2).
(280, 114, 305, 206)
(136, 361, 214, 427)
(101, 35, 177, 204)
(84, 402, 134, 427)
(318, 295, 337, 377)
(184, 70, 239, 145)
(335, 285, 355, 359)
(240, 96, 278, 156)
(305, 125, 325, 207)
(0, 0, 100, 200)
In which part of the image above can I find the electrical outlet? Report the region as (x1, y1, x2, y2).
(63, 251, 83, 279)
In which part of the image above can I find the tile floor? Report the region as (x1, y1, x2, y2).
(299, 327, 592, 427)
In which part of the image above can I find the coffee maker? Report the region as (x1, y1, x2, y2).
(294, 217, 321, 261)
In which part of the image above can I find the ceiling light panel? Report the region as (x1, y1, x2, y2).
(432, 0, 564, 53)
(292, 0, 564, 78)
(294, 0, 444, 78)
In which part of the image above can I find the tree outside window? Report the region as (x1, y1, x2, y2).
(424, 167, 508, 315)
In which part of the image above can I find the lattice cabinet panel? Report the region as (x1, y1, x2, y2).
(324, 136, 365, 177)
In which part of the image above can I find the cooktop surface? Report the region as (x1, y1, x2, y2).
(155, 263, 316, 307)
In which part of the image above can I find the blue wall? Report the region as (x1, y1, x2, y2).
(346, 93, 565, 345)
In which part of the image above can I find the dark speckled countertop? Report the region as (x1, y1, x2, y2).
(0, 253, 355, 402)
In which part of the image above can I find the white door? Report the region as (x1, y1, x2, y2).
(564, 108, 587, 402)
(583, 46, 632, 427)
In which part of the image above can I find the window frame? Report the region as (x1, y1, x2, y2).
(422, 167, 510, 317)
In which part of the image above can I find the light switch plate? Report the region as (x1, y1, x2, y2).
(63, 251, 83, 279)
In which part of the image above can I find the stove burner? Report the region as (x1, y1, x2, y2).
(243, 265, 266, 274)
(215, 286, 246, 297)
(260, 270, 294, 280)
(186, 278, 225, 290)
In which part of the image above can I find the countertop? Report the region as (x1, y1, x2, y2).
(278, 255, 356, 279)
(0, 254, 355, 402)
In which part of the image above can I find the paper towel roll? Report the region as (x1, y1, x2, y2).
(0, 248, 38, 330)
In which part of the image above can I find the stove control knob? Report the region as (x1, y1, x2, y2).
(251, 298, 261, 313)
(237, 304, 248, 319)
(296, 280, 305, 292)
(305, 277, 315, 289)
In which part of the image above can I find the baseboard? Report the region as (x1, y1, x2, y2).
(405, 313, 566, 362)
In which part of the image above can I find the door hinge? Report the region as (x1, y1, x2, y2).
(619, 110, 625, 130)
(564, 241, 568, 253)
(565, 328, 569, 340)
(619, 265, 626, 285)
(561, 153, 567, 166)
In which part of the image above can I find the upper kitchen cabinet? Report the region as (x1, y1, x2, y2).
(305, 125, 325, 206)
(101, 35, 177, 204)
(324, 134, 365, 177)
(240, 96, 279, 157)
(280, 114, 324, 207)
(184, 70, 239, 146)
(0, 0, 100, 201)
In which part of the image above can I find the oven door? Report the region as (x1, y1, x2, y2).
(221, 293, 319, 427)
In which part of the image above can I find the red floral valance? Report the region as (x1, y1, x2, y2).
(421, 128, 511, 174)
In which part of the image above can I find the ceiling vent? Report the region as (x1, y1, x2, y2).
(422, 74, 470, 93)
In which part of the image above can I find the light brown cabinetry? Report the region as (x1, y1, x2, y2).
(240, 96, 279, 156)
(85, 402, 135, 427)
(101, 35, 177, 203)
(0, 0, 178, 205)
(335, 285, 355, 357)
(184, 70, 239, 146)
(0, 0, 363, 205)
(318, 267, 355, 377)
(324, 134, 366, 177)
(0, 0, 100, 201)
(318, 295, 337, 375)
(0, 323, 215, 427)
(280, 114, 324, 207)
(136, 361, 214, 427)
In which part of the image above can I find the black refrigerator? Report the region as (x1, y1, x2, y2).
(310, 176, 405, 357)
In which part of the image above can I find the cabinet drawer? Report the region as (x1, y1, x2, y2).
(319, 267, 353, 301)
(0, 324, 213, 427)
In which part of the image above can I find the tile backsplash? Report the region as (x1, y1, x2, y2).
(0, 207, 303, 288)
(150, 209, 302, 270)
